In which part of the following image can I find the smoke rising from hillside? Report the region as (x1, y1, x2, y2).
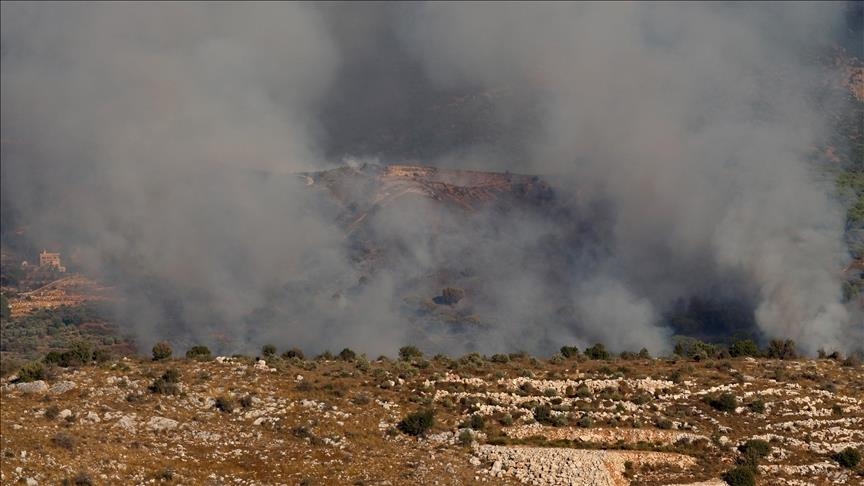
(1, 3, 859, 356)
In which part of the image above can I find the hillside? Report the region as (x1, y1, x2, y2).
(1, 350, 862, 485)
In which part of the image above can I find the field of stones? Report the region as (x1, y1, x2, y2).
(1, 345, 862, 485)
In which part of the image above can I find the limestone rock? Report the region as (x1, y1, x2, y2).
(147, 416, 178, 432)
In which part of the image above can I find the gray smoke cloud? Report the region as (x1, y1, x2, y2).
(1, 2, 858, 356)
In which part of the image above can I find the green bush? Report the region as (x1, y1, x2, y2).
(655, 418, 674, 430)
(738, 439, 771, 467)
(560, 346, 581, 359)
(338, 348, 357, 361)
(185, 345, 213, 361)
(722, 466, 756, 486)
(397, 409, 435, 436)
(468, 414, 485, 430)
(45, 405, 60, 420)
(17, 361, 47, 382)
(398, 345, 423, 361)
(748, 398, 765, 414)
(261, 344, 277, 357)
(584, 343, 609, 360)
(92, 348, 112, 363)
(834, 447, 861, 468)
(706, 393, 737, 412)
(282, 347, 305, 360)
(729, 339, 760, 358)
(152, 341, 172, 361)
(52, 431, 77, 451)
(148, 368, 181, 395)
(766, 339, 797, 360)
(214, 395, 235, 413)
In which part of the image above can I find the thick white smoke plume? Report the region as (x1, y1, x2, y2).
(1, 3, 859, 356)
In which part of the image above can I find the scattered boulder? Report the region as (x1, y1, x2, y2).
(13, 381, 48, 394)
(48, 381, 77, 395)
(147, 416, 179, 432)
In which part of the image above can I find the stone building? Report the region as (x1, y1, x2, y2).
(39, 250, 66, 272)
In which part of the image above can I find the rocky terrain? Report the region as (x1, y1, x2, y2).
(1, 350, 862, 485)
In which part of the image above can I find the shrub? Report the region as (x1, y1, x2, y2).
(63, 341, 93, 366)
(52, 431, 77, 451)
(560, 346, 581, 359)
(748, 398, 765, 414)
(214, 395, 235, 413)
(17, 361, 46, 382)
(738, 439, 771, 467)
(577, 415, 594, 428)
(458, 429, 474, 446)
(638, 348, 651, 359)
(338, 348, 357, 361)
(834, 447, 861, 468)
(490, 353, 510, 363)
(438, 287, 465, 305)
(397, 409, 435, 436)
(261, 344, 277, 357)
(729, 339, 760, 358)
(706, 393, 737, 412)
(186, 345, 213, 361)
(584, 343, 610, 360)
(355, 356, 371, 371)
(398, 345, 423, 361)
(282, 347, 305, 360)
(468, 414, 485, 430)
(842, 353, 862, 367)
(766, 339, 797, 360)
(152, 341, 172, 361)
(655, 418, 674, 430)
(722, 466, 756, 486)
(45, 405, 60, 420)
(149, 369, 181, 395)
(674, 337, 719, 361)
(62, 471, 94, 486)
(239, 395, 254, 409)
(92, 348, 112, 363)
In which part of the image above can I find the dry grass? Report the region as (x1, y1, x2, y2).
(1, 354, 862, 485)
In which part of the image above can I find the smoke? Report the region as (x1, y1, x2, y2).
(1, 3, 859, 356)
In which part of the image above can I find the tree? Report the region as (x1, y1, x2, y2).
(152, 341, 172, 361)
(186, 345, 213, 361)
(397, 409, 435, 436)
(584, 343, 609, 360)
(261, 344, 277, 358)
(706, 393, 737, 412)
(729, 339, 760, 358)
(834, 447, 861, 468)
(722, 466, 755, 486)
(282, 347, 305, 360)
(399, 345, 423, 361)
(766, 339, 797, 360)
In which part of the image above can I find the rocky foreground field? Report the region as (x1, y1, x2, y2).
(1, 350, 862, 485)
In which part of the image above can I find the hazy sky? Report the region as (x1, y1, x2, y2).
(1, 2, 859, 356)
